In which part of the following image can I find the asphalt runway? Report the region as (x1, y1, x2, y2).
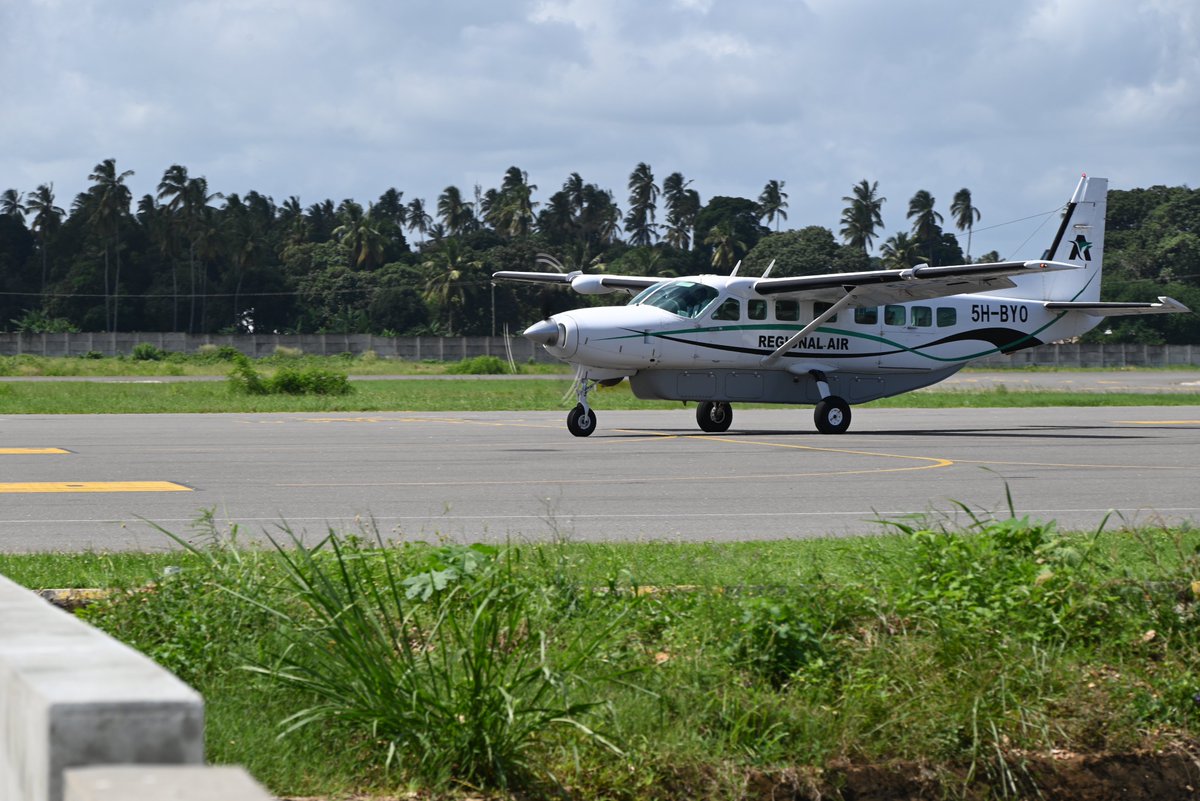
(2, 404, 1199, 552)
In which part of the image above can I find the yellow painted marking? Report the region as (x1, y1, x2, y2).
(0, 481, 192, 494)
(1114, 420, 1200, 425)
(0, 447, 70, 455)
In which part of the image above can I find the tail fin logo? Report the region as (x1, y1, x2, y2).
(1068, 234, 1092, 261)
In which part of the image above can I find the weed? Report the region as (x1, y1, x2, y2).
(446, 355, 511, 374)
(131, 342, 166, 361)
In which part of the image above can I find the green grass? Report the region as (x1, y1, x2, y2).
(0, 352, 565, 378)
(1, 377, 1198, 414)
(3, 518, 1199, 799)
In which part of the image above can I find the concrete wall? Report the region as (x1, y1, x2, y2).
(1, 333, 1196, 367)
(0, 573, 210, 801)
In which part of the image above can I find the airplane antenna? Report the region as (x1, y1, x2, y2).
(729, 260, 742, 277)
(536, 253, 567, 273)
(761, 259, 776, 278)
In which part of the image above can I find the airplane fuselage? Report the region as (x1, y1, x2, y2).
(539, 275, 1095, 390)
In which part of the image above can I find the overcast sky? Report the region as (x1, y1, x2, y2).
(2, 0, 1197, 261)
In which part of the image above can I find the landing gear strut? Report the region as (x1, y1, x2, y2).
(566, 377, 599, 437)
(696, 401, 733, 433)
(810, 370, 851, 434)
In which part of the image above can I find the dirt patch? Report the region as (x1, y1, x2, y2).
(279, 746, 1200, 800)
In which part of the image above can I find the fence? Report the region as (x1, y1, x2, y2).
(1, 332, 1198, 368)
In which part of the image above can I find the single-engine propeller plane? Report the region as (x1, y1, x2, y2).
(493, 176, 1189, 436)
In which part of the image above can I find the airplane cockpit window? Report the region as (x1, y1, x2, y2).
(748, 299, 767, 320)
(711, 298, 741, 321)
(884, 305, 906, 326)
(637, 280, 719, 318)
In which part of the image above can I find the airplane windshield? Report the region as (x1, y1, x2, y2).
(633, 280, 719, 319)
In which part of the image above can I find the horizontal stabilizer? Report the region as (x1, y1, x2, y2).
(1044, 296, 1191, 317)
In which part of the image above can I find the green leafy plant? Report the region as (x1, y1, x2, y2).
(131, 342, 166, 361)
(446, 355, 511, 374)
(244, 533, 623, 790)
(728, 594, 831, 687)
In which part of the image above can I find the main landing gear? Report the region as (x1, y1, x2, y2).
(810, 369, 851, 434)
(696, 401, 733, 433)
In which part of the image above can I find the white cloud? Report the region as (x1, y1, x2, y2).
(0, 0, 1196, 259)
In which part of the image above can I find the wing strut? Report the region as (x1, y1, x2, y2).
(760, 287, 863, 367)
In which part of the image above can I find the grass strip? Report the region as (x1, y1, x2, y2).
(1, 377, 1198, 414)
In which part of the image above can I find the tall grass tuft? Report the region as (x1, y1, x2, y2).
(243, 531, 623, 791)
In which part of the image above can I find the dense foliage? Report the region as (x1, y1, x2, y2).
(2, 163, 1197, 341)
(48, 514, 1200, 799)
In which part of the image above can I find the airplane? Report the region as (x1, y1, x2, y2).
(492, 175, 1190, 436)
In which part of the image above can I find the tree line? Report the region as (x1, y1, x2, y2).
(1, 161, 1196, 342)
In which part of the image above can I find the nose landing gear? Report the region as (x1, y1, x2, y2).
(566, 376, 600, 437)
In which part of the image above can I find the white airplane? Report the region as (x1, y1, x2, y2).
(494, 175, 1189, 436)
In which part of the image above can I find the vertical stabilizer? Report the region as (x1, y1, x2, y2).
(992, 175, 1107, 302)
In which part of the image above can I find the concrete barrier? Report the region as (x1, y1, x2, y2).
(63, 766, 272, 801)
(0, 573, 204, 801)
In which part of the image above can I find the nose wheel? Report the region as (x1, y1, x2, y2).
(567, 403, 597, 437)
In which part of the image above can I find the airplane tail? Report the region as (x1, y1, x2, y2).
(991, 175, 1107, 302)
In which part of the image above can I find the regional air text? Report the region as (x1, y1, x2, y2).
(758, 335, 850, 351)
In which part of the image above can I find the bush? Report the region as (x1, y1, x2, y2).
(131, 343, 166, 361)
(226, 353, 352, 396)
(446, 355, 511, 374)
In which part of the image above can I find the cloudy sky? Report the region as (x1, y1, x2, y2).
(2, 0, 1197, 260)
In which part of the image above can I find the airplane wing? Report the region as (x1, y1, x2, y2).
(492, 270, 663, 295)
(752, 260, 1078, 306)
(1044, 296, 1191, 316)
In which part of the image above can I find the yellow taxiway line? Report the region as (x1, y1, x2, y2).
(0, 447, 70, 455)
(0, 481, 192, 494)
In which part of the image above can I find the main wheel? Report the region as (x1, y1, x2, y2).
(696, 401, 733, 433)
(567, 404, 597, 437)
(814, 396, 851, 434)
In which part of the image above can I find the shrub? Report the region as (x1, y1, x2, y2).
(446, 355, 510, 374)
(267, 366, 352, 395)
(728, 594, 832, 687)
(131, 342, 166, 361)
(248, 534, 623, 790)
(226, 354, 267, 395)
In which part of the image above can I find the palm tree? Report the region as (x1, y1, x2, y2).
(757, 179, 789, 231)
(26, 184, 65, 295)
(840, 179, 886, 254)
(704, 222, 746, 272)
(420, 238, 481, 334)
(1, 189, 26, 220)
(158, 167, 222, 332)
(437, 185, 475, 236)
(907, 190, 944, 265)
(406, 198, 432, 244)
(880, 232, 925, 269)
(484, 167, 538, 237)
(624, 162, 659, 246)
(332, 200, 386, 269)
(87, 158, 135, 331)
(906, 190, 943, 241)
(278, 196, 308, 247)
(950, 188, 982, 261)
(663, 172, 701, 250)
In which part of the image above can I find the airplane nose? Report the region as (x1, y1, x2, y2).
(523, 319, 559, 347)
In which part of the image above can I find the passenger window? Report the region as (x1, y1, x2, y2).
(813, 302, 838, 322)
(748, 299, 767, 320)
(911, 306, 932, 327)
(884, 305, 906, 326)
(775, 299, 800, 322)
(854, 306, 878, 325)
(937, 307, 957, 327)
(711, 298, 741, 321)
